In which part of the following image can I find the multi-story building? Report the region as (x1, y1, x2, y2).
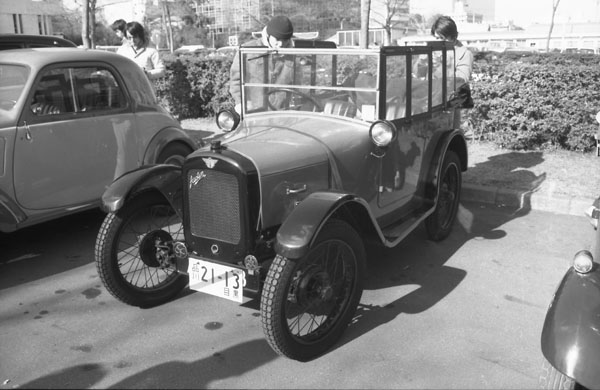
(197, 0, 260, 37)
(0, 0, 63, 35)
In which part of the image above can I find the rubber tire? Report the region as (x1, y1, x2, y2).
(425, 150, 461, 241)
(539, 359, 580, 390)
(95, 191, 188, 308)
(157, 143, 193, 166)
(261, 219, 365, 361)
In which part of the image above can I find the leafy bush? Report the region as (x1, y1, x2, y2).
(154, 52, 234, 120)
(465, 52, 600, 152)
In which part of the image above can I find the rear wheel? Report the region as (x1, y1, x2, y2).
(261, 219, 365, 361)
(425, 150, 461, 241)
(95, 191, 188, 307)
(157, 143, 193, 166)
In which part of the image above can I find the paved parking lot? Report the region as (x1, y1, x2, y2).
(0, 201, 595, 389)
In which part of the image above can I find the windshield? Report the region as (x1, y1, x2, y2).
(239, 45, 455, 122)
(0, 64, 29, 113)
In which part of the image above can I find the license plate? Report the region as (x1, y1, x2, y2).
(187, 257, 246, 303)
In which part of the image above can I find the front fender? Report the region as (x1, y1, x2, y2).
(275, 191, 373, 259)
(541, 266, 600, 388)
(102, 164, 184, 217)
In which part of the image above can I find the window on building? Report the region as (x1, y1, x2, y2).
(13, 14, 23, 34)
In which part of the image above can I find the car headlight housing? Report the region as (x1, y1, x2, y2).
(572, 249, 594, 274)
(369, 120, 397, 148)
(216, 109, 240, 132)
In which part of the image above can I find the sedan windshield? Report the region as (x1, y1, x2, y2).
(0, 64, 29, 112)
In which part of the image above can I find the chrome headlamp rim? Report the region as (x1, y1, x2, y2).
(572, 249, 594, 274)
(216, 108, 240, 132)
(369, 120, 397, 148)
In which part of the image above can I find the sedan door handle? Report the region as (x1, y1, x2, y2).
(286, 184, 307, 195)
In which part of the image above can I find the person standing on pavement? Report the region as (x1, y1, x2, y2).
(229, 15, 295, 113)
(118, 21, 165, 80)
(431, 15, 474, 130)
(110, 19, 129, 56)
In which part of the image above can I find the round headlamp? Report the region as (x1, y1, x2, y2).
(216, 109, 240, 132)
(369, 120, 397, 148)
(572, 249, 594, 274)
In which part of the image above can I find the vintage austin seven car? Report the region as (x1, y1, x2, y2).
(95, 41, 471, 361)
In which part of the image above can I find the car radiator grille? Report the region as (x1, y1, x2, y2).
(187, 169, 241, 244)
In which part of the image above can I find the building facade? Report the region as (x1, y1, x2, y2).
(0, 0, 63, 35)
(197, 0, 260, 36)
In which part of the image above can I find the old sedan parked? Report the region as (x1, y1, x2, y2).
(95, 42, 470, 361)
(0, 48, 196, 233)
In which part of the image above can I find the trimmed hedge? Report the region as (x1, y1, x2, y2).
(154, 52, 234, 119)
(465, 52, 600, 152)
(155, 51, 600, 152)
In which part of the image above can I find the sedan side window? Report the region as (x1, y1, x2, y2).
(30, 69, 73, 116)
(30, 66, 126, 117)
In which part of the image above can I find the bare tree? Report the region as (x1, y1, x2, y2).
(369, 0, 409, 45)
(80, 0, 96, 48)
(546, 0, 561, 51)
(360, 0, 371, 48)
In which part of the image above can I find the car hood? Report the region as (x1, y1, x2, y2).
(213, 113, 370, 227)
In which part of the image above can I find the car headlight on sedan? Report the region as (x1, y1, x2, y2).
(216, 109, 240, 132)
(369, 120, 397, 148)
(572, 249, 594, 274)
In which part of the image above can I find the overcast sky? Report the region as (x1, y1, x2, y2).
(494, 0, 600, 26)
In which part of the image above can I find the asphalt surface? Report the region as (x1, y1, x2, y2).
(0, 202, 595, 389)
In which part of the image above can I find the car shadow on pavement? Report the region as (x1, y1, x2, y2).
(18, 339, 278, 389)
(333, 198, 532, 355)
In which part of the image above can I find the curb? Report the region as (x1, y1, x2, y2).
(462, 183, 593, 216)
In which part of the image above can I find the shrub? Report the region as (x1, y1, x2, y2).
(154, 52, 234, 120)
(465, 52, 600, 152)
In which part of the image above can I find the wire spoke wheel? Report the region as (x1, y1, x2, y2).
(95, 191, 188, 307)
(261, 219, 365, 361)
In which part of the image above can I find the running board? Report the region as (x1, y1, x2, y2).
(380, 202, 436, 247)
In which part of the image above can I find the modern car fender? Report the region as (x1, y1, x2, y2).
(275, 191, 380, 259)
(540, 267, 600, 388)
(143, 127, 198, 165)
(101, 164, 184, 216)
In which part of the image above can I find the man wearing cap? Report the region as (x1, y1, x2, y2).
(229, 15, 295, 113)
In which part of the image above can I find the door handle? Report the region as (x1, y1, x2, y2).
(24, 121, 32, 141)
(286, 184, 307, 195)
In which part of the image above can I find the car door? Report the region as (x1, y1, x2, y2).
(14, 64, 135, 210)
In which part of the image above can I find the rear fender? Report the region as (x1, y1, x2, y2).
(102, 164, 184, 217)
(275, 191, 380, 259)
(540, 266, 600, 388)
(142, 127, 197, 165)
(425, 130, 468, 200)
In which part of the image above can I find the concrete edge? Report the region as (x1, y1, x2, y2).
(462, 183, 594, 217)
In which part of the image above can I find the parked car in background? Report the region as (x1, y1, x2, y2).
(0, 48, 197, 233)
(94, 41, 471, 361)
(0, 34, 76, 50)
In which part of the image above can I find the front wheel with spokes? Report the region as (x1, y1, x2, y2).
(95, 191, 188, 307)
(260, 219, 365, 361)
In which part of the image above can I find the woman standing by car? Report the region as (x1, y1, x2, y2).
(118, 21, 165, 80)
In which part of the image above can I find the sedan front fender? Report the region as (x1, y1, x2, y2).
(541, 266, 600, 388)
(102, 164, 184, 217)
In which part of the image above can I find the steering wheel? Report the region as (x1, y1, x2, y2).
(266, 88, 323, 112)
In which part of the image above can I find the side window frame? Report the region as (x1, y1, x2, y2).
(21, 62, 130, 125)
